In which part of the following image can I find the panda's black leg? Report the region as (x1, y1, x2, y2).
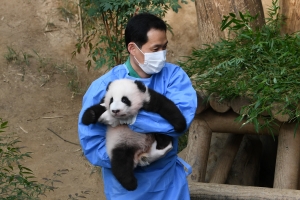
(81, 104, 106, 125)
(154, 134, 173, 149)
(111, 145, 137, 191)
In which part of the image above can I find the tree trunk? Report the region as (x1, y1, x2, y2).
(280, 0, 300, 34)
(194, 0, 265, 46)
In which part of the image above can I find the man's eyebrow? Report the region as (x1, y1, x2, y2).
(152, 41, 168, 48)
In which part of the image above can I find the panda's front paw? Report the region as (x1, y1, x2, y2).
(82, 109, 97, 125)
(99, 111, 120, 127)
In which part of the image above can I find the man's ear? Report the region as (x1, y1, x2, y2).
(128, 42, 137, 56)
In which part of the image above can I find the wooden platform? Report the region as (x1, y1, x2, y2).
(182, 92, 300, 199)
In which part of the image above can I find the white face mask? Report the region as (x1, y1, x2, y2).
(134, 44, 167, 74)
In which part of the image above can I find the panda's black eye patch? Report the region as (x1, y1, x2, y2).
(121, 96, 131, 106)
(110, 97, 113, 105)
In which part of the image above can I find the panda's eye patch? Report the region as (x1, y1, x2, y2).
(110, 97, 113, 105)
(121, 96, 131, 106)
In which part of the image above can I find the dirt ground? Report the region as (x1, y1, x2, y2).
(0, 0, 272, 199)
(0, 0, 199, 199)
(0, 0, 105, 199)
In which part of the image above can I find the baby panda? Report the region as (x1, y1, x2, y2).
(81, 79, 186, 191)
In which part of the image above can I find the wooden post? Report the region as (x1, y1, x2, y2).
(273, 123, 300, 189)
(227, 135, 263, 186)
(209, 134, 244, 184)
(194, 0, 265, 46)
(186, 116, 212, 182)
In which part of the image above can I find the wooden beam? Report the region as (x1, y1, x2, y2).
(198, 108, 280, 135)
(189, 182, 300, 200)
(209, 93, 230, 113)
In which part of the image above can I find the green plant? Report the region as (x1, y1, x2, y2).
(4, 46, 19, 63)
(180, 0, 300, 134)
(0, 118, 53, 199)
(73, 0, 193, 70)
(4, 47, 33, 81)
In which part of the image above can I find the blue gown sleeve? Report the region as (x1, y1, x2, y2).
(78, 80, 111, 168)
(129, 67, 197, 137)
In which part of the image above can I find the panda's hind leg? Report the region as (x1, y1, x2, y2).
(111, 145, 138, 191)
(155, 134, 173, 149)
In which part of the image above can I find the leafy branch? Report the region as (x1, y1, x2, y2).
(180, 0, 300, 134)
(0, 118, 53, 199)
(73, 0, 193, 70)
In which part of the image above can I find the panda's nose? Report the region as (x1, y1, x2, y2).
(112, 109, 120, 114)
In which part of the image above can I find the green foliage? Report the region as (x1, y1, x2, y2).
(180, 0, 300, 133)
(0, 118, 52, 199)
(73, 0, 193, 70)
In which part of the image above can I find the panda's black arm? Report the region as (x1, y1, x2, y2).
(143, 88, 187, 133)
(81, 104, 106, 125)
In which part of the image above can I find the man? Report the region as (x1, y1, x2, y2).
(78, 13, 197, 199)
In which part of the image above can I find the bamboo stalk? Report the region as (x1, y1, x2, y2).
(77, 0, 83, 39)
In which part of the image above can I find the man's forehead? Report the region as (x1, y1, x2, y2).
(145, 30, 167, 46)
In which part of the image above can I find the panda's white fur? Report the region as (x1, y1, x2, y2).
(106, 125, 157, 167)
(101, 79, 171, 167)
(81, 78, 186, 191)
(104, 79, 150, 120)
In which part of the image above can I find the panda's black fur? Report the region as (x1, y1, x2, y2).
(81, 79, 186, 191)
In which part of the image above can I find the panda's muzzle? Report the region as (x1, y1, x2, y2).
(111, 109, 120, 114)
(111, 111, 127, 118)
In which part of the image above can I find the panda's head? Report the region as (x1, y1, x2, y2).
(104, 79, 150, 119)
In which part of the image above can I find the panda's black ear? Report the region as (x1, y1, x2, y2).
(134, 80, 146, 93)
(106, 81, 112, 91)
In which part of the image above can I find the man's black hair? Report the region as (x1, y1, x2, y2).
(125, 13, 167, 49)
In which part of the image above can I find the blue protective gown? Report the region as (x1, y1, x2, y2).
(78, 62, 197, 200)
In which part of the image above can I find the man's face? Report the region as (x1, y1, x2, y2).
(134, 28, 168, 64)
